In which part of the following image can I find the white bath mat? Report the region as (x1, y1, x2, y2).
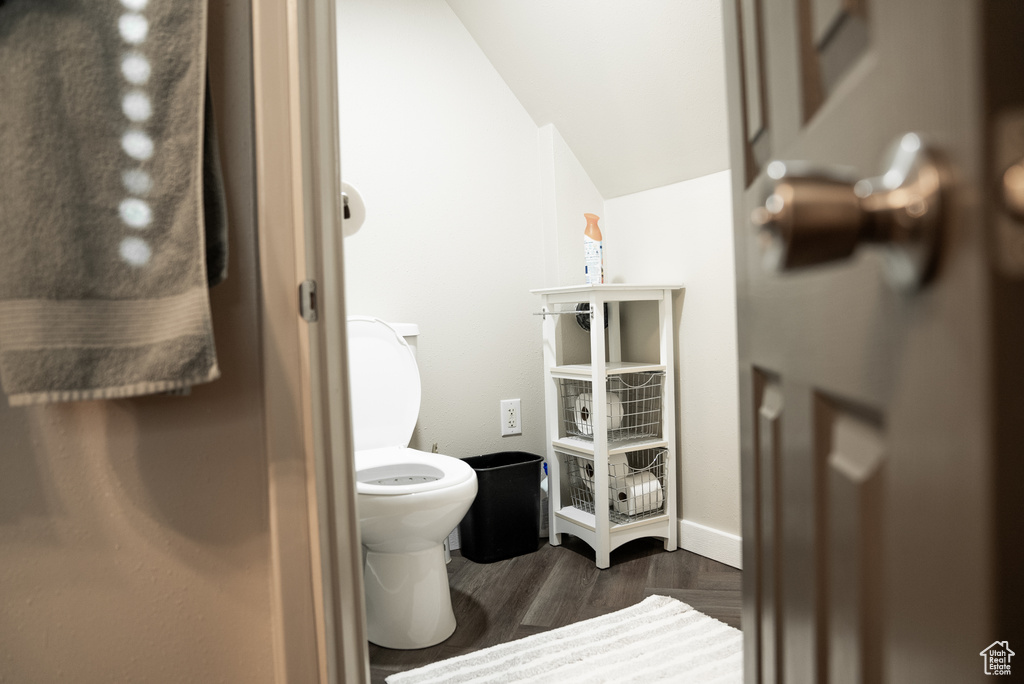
(385, 594, 743, 683)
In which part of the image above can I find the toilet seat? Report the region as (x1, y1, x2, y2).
(349, 317, 474, 496)
(355, 447, 475, 496)
(347, 317, 421, 451)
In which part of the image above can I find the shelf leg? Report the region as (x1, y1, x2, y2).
(596, 550, 610, 570)
(663, 537, 677, 552)
(550, 532, 562, 546)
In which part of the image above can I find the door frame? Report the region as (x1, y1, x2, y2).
(252, 0, 368, 682)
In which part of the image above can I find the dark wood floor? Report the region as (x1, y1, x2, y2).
(368, 535, 742, 683)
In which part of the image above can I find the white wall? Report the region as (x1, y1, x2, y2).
(605, 171, 742, 554)
(338, 0, 547, 458)
(538, 123, 605, 287)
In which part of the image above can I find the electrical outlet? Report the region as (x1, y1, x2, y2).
(500, 399, 521, 436)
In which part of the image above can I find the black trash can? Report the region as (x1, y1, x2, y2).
(458, 451, 544, 563)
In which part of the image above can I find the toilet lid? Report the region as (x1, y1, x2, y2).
(347, 317, 421, 451)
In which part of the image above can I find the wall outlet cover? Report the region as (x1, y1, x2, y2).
(500, 398, 521, 436)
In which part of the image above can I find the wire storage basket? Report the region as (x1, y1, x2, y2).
(562, 448, 667, 524)
(559, 372, 663, 442)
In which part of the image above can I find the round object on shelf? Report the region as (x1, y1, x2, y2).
(575, 302, 609, 331)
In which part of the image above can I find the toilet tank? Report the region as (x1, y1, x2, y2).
(389, 323, 419, 358)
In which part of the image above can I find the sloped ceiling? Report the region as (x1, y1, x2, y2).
(445, 0, 731, 199)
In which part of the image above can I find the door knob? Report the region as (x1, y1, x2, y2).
(751, 133, 950, 290)
(1003, 160, 1024, 222)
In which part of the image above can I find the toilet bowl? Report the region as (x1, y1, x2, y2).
(348, 317, 478, 650)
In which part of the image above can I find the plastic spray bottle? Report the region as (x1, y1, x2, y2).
(583, 213, 603, 285)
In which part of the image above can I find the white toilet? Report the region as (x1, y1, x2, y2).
(348, 316, 478, 650)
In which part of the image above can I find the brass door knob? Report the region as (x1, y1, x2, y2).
(1003, 161, 1024, 222)
(752, 133, 950, 290)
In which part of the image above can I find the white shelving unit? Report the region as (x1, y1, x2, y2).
(532, 284, 682, 569)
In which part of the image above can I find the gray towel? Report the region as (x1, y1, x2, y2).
(0, 1, 220, 405)
(203, 74, 228, 287)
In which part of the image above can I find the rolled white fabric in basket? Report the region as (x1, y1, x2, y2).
(577, 452, 629, 494)
(573, 391, 623, 436)
(612, 471, 664, 516)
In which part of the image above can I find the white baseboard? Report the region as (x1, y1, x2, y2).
(678, 519, 742, 570)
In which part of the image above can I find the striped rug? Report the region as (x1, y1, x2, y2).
(385, 595, 743, 683)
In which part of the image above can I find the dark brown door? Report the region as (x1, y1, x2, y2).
(723, 1, 1024, 682)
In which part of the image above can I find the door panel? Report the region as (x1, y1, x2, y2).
(755, 374, 784, 684)
(820, 402, 885, 684)
(735, 0, 771, 185)
(799, 0, 869, 120)
(723, 1, 1024, 682)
